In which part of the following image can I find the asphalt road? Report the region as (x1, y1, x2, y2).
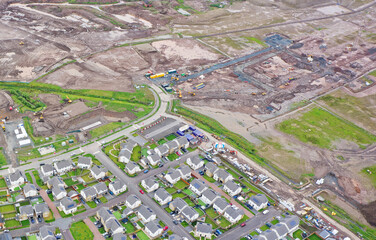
(217, 207, 280, 240)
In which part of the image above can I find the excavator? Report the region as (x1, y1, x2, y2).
(171, 77, 179, 81)
(188, 92, 195, 96)
(0, 111, 8, 132)
(34, 111, 45, 122)
(64, 96, 72, 104)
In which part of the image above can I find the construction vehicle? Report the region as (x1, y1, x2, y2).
(178, 90, 182, 98)
(143, 0, 152, 7)
(261, 92, 266, 96)
(323, 208, 327, 211)
(0, 122, 4, 132)
(251, 92, 257, 95)
(39, 113, 45, 122)
(171, 77, 179, 81)
(150, 73, 165, 79)
(331, 212, 336, 216)
(64, 96, 72, 104)
(19, 41, 24, 45)
(188, 92, 195, 96)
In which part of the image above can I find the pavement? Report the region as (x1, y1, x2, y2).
(217, 207, 280, 240)
(84, 218, 105, 240)
(40, 189, 61, 220)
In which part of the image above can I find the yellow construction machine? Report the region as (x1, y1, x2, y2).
(188, 92, 195, 96)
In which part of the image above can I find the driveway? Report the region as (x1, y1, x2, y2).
(40, 189, 61, 219)
(84, 218, 105, 240)
(191, 171, 254, 218)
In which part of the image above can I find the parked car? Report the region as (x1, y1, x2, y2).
(139, 190, 145, 194)
(173, 220, 178, 225)
(199, 171, 204, 176)
(266, 223, 272, 228)
(163, 226, 169, 231)
(30, 217, 35, 224)
(176, 151, 181, 156)
(37, 215, 42, 223)
(241, 223, 246, 227)
(46, 189, 52, 194)
(144, 169, 149, 174)
(215, 229, 222, 235)
(181, 148, 187, 153)
(159, 164, 164, 168)
(255, 228, 261, 234)
(263, 210, 269, 215)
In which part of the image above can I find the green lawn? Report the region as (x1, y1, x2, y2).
(0, 204, 15, 213)
(166, 134, 177, 141)
(181, 221, 189, 227)
(260, 224, 269, 231)
(137, 230, 150, 240)
(131, 145, 142, 162)
(157, 139, 167, 145)
(0, 190, 7, 196)
(183, 188, 194, 196)
(271, 219, 279, 225)
(0, 148, 7, 167)
(21, 220, 30, 227)
(174, 180, 188, 189)
(5, 219, 20, 228)
(90, 122, 126, 139)
(361, 165, 376, 188)
(293, 229, 304, 240)
(204, 216, 218, 229)
(25, 172, 33, 183)
(122, 221, 135, 233)
(165, 187, 176, 194)
(70, 220, 94, 240)
(206, 207, 219, 219)
(172, 193, 185, 199)
(218, 217, 231, 229)
(64, 178, 79, 187)
(3, 212, 16, 218)
(184, 198, 195, 207)
(149, 143, 157, 149)
(203, 175, 216, 183)
(167, 153, 179, 161)
(99, 196, 108, 204)
(0, 178, 7, 188)
(277, 107, 376, 149)
(86, 201, 97, 208)
(82, 174, 95, 183)
(32, 171, 46, 189)
(76, 184, 85, 192)
(308, 233, 323, 240)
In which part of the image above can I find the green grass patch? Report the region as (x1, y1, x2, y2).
(131, 145, 142, 162)
(99, 196, 108, 204)
(218, 216, 231, 229)
(174, 180, 188, 190)
(361, 165, 376, 188)
(184, 198, 195, 207)
(5, 219, 20, 228)
(165, 187, 176, 194)
(308, 233, 323, 240)
(64, 178, 78, 187)
(21, 220, 30, 227)
(181, 221, 189, 227)
(0, 178, 6, 188)
(149, 143, 157, 149)
(90, 122, 126, 139)
(32, 170, 46, 189)
(86, 201, 97, 208)
(3, 212, 16, 218)
(204, 216, 218, 229)
(0, 148, 8, 167)
(136, 230, 150, 240)
(206, 207, 219, 219)
(166, 134, 177, 141)
(122, 221, 135, 233)
(0, 204, 15, 213)
(157, 139, 167, 145)
(293, 229, 304, 240)
(25, 172, 33, 183)
(243, 36, 268, 47)
(260, 224, 269, 231)
(203, 175, 216, 183)
(271, 219, 279, 225)
(167, 152, 179, 161)
(70, 220, 94, 240)
(277, 107, 376, 149)
(172, 193, 185, 199)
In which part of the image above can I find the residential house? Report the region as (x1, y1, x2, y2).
(40, 164, 54, 177)
(176, 165, 191, 180)
(54, 160, 73, 174)
(270, 223, 289, 239)
(137, 205, 156, 223)
(122, 208, 133, 217)
(223, 180, 242, 197)
(166, 141, 179, 154)
(125, 162, 141, 175)
(23, 183, 38, 198)
(113, 233, 127, 240)
(205, 162, 217, 177)
(147, 154, 161, 167)
(213, 169, 233, 183)
(154, 188, 172, 206)
(47, 176, 65, 189)
(109, 180, 127, 195)
(118, 149, 132, 164)
(93, 182, 107, 197)
(77, 156, 92, 169)
(39, 225, 56, 240)
(248, 194, 268, 211)
(59, 197, 77, 215)
(90, 165, 107, 180)
(8, 170, 25, 188)
(81, 187, 97, 201)
(68, 190, 80, 200)
(141, 178, 159, 193)
(174, 136, 189, 149)
(223, 206, 244, 224)
(144, 220, 163, 239)
(212, 157, 222, 165)
(189, 179, 208, 196)
(259, 229, 279, 240)
(97, 207, 124, 234)
(181, 206, 199, 222)
(155, 144, 169, 157)
(165, 169, 181, 185)
(195, 222, 212, 239)
(34, 203, 50, 218)
(169, 198, 188, 213)
(280, 215, 299, 233)
(213, 198, 230, 214)
(52, 186, 67, 200)
(200, 189, 220, 206)
(186, 156, 204, 170)
(125, 194, 142, 209)
(19, 205, 34, 220)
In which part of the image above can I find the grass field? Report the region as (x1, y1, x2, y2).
(90, 122, 125, 139)
(318, 90, 376, 133)
(131, 145, 142, 162)
(293, 229, 304, 240)
(361, 165, 376, 188)
(0, 148, 7, 167)
(70, 220, 94, 240)
(277, 107, 376, 149)
(5, 219, 20, 228)
(206, 207, 219, 219)
(0, 178, 6, 188)
(0, 204, 15, 213)
(137, 230, 150, 240)
(174, 180, 188, 190)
